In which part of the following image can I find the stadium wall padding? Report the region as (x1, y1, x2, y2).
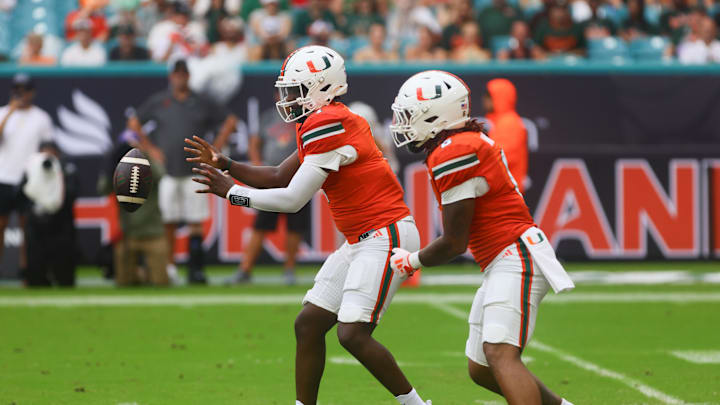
(1, 63, 719, 276)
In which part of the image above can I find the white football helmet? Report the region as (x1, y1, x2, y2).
(390, 70, 471, 148)
(275, 46, 348, 122)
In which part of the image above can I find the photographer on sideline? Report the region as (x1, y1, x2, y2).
(0, 74, 53, 274)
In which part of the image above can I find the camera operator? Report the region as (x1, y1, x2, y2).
(22, 141, 79, 287)
(0, 73, 53, 273)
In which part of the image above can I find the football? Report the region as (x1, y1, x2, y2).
(113, 148, 153, 212)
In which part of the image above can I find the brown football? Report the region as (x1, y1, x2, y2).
(113, 148, 153, 212)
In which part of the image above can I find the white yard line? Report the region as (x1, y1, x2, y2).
(428, 302, 689, 405)
(669, 351, 720, 364)
(1, 292, 720, 307)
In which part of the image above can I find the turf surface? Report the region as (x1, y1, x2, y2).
(1, 264, 719, 405)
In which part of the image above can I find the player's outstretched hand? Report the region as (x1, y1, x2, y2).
(184, 135, 228, 170)
(192, 163, 235, 198)
(390, 247, 420, 278)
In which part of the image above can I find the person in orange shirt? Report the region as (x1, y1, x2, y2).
(389, 71, 575, 405)
(19, 34, 56, 66)
(484, 78, 528, 193)
(186, 46, 430, 405)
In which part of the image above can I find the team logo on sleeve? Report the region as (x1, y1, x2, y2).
(416, 85, 442, 101)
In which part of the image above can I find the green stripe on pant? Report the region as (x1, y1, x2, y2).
(370, 223, 400, 324)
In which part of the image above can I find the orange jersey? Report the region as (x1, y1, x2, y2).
(296, 102, 410, 242)
(427, 131, 535, 269)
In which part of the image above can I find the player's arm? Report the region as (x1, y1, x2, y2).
(192, 161, 326, 213)
(212, 113, 238, 150)
(419, 199, 475, 266)
(390, 198, 475, 276)
(185, 135, 300, 189)
(0, 98, 20, 141)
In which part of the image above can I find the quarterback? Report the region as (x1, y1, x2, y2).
(388, 71, 576, 405)
(186, 46, 429, 405)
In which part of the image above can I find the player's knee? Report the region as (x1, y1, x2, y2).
(336, 323, 368, 352)
(483, 342, 520, 369)
(294, 312, 320, 341)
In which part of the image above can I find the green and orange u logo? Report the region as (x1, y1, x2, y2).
(307, 56, 331, 73)
(525, 232, 545, 246)
(416, 85, 442, 101)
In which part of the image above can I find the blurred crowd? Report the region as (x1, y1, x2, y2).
(2, 0, 720, 66)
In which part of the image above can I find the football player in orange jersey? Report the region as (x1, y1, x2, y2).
(388, 71, 576, 405)
(185, 46, 430, 405)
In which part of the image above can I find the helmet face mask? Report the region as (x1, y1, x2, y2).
(275, 46, 348, 123)
(276, 82, 310, 122)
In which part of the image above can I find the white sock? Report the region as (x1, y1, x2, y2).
(296, 401, 304, 405)
(561, 399, 574, 405)
(396, 388, 425, 405)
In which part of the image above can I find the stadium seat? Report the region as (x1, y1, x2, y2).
(587, 37, 630, 62)
(8, 0, 65, 53)
(629, 36, 669, 62)
(490, 35, 513, 57)
(328, 37, 349, 57)
(0, 11, 10, 57)
(346, 36, 369, 59)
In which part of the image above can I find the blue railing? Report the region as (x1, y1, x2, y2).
(2, 60, 720, 77)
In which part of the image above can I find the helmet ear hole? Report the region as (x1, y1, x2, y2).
(320, 84, 331, 92)
(424, 116, 438, 123)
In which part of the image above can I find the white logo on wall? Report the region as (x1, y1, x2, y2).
(55, 90, 112, 156)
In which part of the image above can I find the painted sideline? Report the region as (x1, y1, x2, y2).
(1, 292, 720, 307)
(429, 303, 689, 405)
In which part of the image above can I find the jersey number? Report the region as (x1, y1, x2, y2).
(481, 134, 521, 196)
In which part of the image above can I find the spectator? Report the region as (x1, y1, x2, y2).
(127, 59, 238, 284)
(226, 102, 308, 285)
(110, 24, 151, 60)
(345, 0, 384, 36)
(65, 0, 110, 42)
(204, 0, 230, 43)
(61, 19, 108, 66)
(210, 17, 248, 64)
(404, 25, 447, 61)
(193, 0, 241, 17)
(19, 33, 56, 65)
(293, 0, 337, 37)
(621, 0, 660, 40)
(497, 20, 545, 59)
(477, 0, 523, 47)
(98, 135, 169, 287)
(660, 0, 695, 44)
(22, 141, 78, 287)
(353, 23, 398, 62)
(451, 21, 492, 62)
(0, 0, 16, 12)
(534, 4, 585, 55)
(483, 78, 528, 193)
(240, 0, 290, 21)
(136, 0, 169, 38)
(529, 0, 557, 31)
(0, 74, 53, 272)
(386, 0, 442, 50)
(580, 0, 617, 40)
(678, 16, 720, 63)
(441, 0, 475, 51)
(248, 0, 292, 61)
(307, 20, 333, 47)
(147, 1, 207, 62)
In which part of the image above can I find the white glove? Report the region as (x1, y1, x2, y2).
(390, 247, 422, 278)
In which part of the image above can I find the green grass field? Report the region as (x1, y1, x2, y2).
(1, 263, 719, 405)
